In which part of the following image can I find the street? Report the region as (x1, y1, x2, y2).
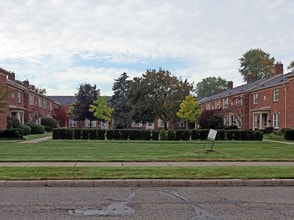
(0, 186, 293, 219)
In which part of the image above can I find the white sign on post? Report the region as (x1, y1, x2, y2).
(204, 129, 218, 150)
(207, 129, 217, 141)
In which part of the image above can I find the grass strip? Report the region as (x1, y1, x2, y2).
(0, 166, 293, 180)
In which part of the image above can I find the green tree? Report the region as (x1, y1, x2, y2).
(128, 68, 193, 130)
(90, 96, 113, 122)
(196, 76, 227, 97)
(288, 61, 294, 71)
(110, 72, 132, 129)
(72, 83, 99, 127)
(177, 95, 200, 129)
(239, 48, 275, 81)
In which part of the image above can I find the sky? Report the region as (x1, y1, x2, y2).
(0, 0, 293, 96)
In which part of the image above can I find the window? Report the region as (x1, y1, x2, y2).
(69, 119, 77, 127)
(273, 89, 279, 101)
(30, 94, 34, 105)
(253, 93, 258, 104)
(85, 119, 96, 128)
(253, 114, 259, 129)
(206, 102, 210, 110)
(132, 122, 142, 127)
(18, 92, 22, 104)
(236, 97, 242, 106)
(273, 113, 279, 128)
(215, 100, 220, 109)
(223, 98, 228, 108)
(237, 116, 242, 128)
(38, 97, 42, 107)
(223, 116, 227, 126)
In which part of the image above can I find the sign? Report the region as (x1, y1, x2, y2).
(207, 129, 217, 141)
(203, 129, 218, 150)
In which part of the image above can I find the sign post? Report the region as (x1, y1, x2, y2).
(203, 129, 218, 151)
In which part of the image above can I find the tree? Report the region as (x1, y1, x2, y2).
(110, 72, 132, 129)
(288, 61, 294, 71)
(89, 96, 113, 122)
(196, 76, 227, 97)
(71, 83, 99, 127)
(177, 95, 200, 129)
(53, 107, 67, 127)
(128, 68, 193, 130)
(197, 109, 223, 129)
(239, 48, 275, 81)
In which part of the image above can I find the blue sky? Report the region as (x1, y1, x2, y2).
(0, 0, 293, 96)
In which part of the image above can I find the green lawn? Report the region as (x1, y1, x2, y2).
(0, 139, 293, 162)
(0, 166, 293, 180)
(0, 137, 293, 180)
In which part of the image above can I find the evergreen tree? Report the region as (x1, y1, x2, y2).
(110, 73, 132, 128)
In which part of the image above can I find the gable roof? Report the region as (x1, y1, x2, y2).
(199, 77, 267, 104)
(48, 96, 77, 105)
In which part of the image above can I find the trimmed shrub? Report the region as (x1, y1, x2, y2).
(216, 130, 225, 140)
(226, 130, 234, 140)
(106, 130, 120, 140)
(254, 130, 264, 141)
(20, 124, 31, 135)
(167, 130, 175, 140)
(25, 122, 45, 134)
(175, 130, 191, 140)
(0, 129, 23, 139)
(199, 129, 209, 140)
(151, 130, 159, 140)
(6, 116, 20, 129)
(74, 129, 82, 139)
(120, 130, 130, 140)
(159, 130, 168, 140)
(284, 129, 294, 140)
(41, 117, 59, 132)
(97, 129, 106, 140)
(89, 129, 97, 139)
(81, 129, 89, 139)
(191, 130, 199, 140)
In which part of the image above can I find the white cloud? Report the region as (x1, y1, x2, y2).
(0, 0, 294, 96)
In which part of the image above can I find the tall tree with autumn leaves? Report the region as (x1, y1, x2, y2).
(177, 95, 200, 129)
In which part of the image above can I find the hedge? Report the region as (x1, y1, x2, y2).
(52, 128, 264, 141)
(0, 129, 24, 140)
(284, 129, 294, 140)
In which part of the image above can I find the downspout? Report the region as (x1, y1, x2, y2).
(284, 86, 287, 128)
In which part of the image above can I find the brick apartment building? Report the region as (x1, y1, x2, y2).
(0, 68, 59, 130)
(198, 63, 294, 131)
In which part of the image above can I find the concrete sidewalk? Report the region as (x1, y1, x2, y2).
(0, 161, 293, 167)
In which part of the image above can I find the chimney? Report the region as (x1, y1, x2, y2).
(227, 81, 233, 90)
(8, 72, 15, 81)
(23, 80, 29, 88)
(247, 73, 254, 84)
(275, 62, 283, 75)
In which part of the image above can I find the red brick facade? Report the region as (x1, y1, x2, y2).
(199, 69, 294, 131)
(0, 68, 59, 130)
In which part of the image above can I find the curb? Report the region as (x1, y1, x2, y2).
(1, 179, 293, 187)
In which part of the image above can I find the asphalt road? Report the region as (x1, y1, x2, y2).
(0, 186, 293, 220)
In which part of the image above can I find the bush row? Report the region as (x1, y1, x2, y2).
(52, 128, 263, 141)
(0, 129, 24, 140)
(284, 129, 294, 140)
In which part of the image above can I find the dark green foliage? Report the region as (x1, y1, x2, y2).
(216, 130, 225, 140)
(120, 130, 130, 140)
(175, 130, 191, 140)
(106, 130, 121, 140)
(6, 116, 20, 129)
(41, 117, 59, 131)
(159, 130, 168, 140)
(74, 129, 82, 139)
(20, 124, 31, 135)
(167, 130, 175, 140)
(191, 130, 199, 140)
(284, 129, 294, 140)
(52, 128, 263, 141)
(151, 130, 159, 140)
(97, 130, 106, 140)
(0, 129, 23, 139)
(196, 76, 227, 97)
(199, 129, 209, 140)
(264, 127, 274, 134)
(25, 122, 44, 134)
